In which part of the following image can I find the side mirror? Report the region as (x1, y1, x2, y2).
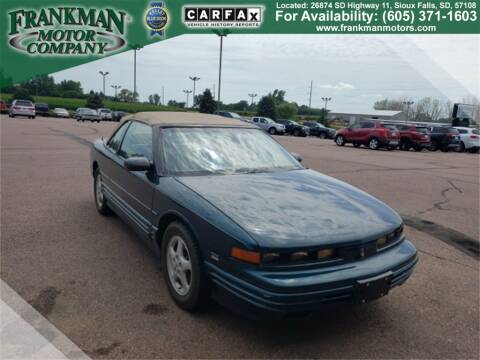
(291, 152, 303, 163)
(124, 156, 152, 171)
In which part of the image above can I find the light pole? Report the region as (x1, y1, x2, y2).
(321, 97, 332, 121)
(183, 90, 192, 108)
(248, 93, 257, 106)
(111, 85, 121, 99)
(189, 76, 200, 106)
(403, 101, 414, 122)
(99, 71, 109, 95)
(129, 44, 143, 102)
(213, 29, 231, 107)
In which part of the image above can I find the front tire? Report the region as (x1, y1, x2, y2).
(319, 132, 326, 139)
(94, 169, 111, 215)
(161, 222, 210, 311)
(268, 127, 276, 135)
(335, 135, 345, 146)
(293, 129, 300, 137)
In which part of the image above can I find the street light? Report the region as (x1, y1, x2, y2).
(129, 44, 143, 102)
(189, 76, 200, 106)
(213, 29, 231, 107)
(183, 89, 192, 108)
(248, 93, 257, 106)
(99, 71, 109, 95)
(111, 85, 121, 99)
(403, 101, 414, 122)
(321, 97, 332, 120)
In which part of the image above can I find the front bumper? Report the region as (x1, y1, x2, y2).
(206, 240, 417, 316)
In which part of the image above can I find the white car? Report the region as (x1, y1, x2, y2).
(454, 127, 479, 153)
(9, 99, 35, 119)
(53, 108, 70, 118)
(97, 108, 113, 120)
(251, 116, 286, 135)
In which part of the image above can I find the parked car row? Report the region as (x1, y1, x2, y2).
(74, 107, 128, 122)
(334, 120, 478, 153)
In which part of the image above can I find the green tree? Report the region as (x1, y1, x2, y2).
(257, 96, 277, 120)
(57, 80, 83, 98)
(199, 89, 216, 114)
(277, 102, 298, 119)
(12, 87, 34, 102)
(268, 89, 286, 105)
(118, 89, 137, 103)
(168, 100, 185, 108)
(148, 94, 154, 104)
(153, 93, 161, 105)
(85, 91, 103, 109)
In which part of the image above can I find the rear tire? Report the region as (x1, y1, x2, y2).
(319, 133, 326, 139)
(368, 137, 380, 150)
(335, 135, 345, 146)
(293, 129, 300, 137)
(458, 142, 465, 153)
(161, 222, 211, 311)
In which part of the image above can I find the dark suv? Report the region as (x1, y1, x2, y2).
(276, 119, 309, 137)
(389, 124, 431, 151)
(303, 121, 336, 139)
(35, 103, 49, 117)
(428, 126, 460, 152)
(335, 121, 400, 150)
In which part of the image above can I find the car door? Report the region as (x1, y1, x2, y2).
(113, 121, 156, 239)
(347, 122, 362, 141)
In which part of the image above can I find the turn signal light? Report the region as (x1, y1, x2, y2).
(317, 249, 334, 259)
(231, 247, 261, 265)
(376, 236, 388, 247)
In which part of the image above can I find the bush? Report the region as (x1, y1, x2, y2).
(277, 102, 298, 119)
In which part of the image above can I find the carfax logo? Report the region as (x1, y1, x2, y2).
(145, 1, 169, 37)
(183, 5, 263, 28)
(7, 7, 128, 56)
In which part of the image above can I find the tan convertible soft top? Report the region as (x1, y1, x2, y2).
(121, 111, 254, 128)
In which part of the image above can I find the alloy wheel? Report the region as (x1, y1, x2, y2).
(166, 235, 192, 296)
(335, 135, 345, 146)
(95, 173, 104, 208)
(369, 138, 379, 150)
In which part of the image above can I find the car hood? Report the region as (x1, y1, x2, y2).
(175, 170, 402, 249)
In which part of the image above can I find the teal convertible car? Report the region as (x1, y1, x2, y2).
(91, 112, 417, 317)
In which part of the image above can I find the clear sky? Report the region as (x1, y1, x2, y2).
(53, 34, 479, 112)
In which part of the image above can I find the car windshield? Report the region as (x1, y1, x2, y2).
(230, 113, 241, 119)
(162, 128, 302, 176)
(84, 109, 96, 114)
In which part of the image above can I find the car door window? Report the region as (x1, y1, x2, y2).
(253, 118, 258, 123)
(118, 122, 153, 161)
(107, 121, 130, 152)
(260, 119, 266, 124)
(350, 123, 362, 129)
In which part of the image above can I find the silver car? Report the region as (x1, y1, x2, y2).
(76, 108, 100, 122)
(9, 99, 36, 119)
(251, 117, 285, 135)
(97, 108, 113, 121)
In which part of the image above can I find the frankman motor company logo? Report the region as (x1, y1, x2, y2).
(183, 5, 263, 28)
(7, 7, 128, 56)
(145, 2, 169, 37)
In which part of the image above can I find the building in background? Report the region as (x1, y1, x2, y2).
(327, 110, 405, 125)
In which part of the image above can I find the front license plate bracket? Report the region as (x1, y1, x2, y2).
(354, 271, 392, 304)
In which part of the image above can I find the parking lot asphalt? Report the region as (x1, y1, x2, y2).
(1, 116, 479, 359)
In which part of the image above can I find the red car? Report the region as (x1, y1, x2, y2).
(335, 121, 400, 150)
(391, 124, 431, 151)
(0, 100, 8, 113)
